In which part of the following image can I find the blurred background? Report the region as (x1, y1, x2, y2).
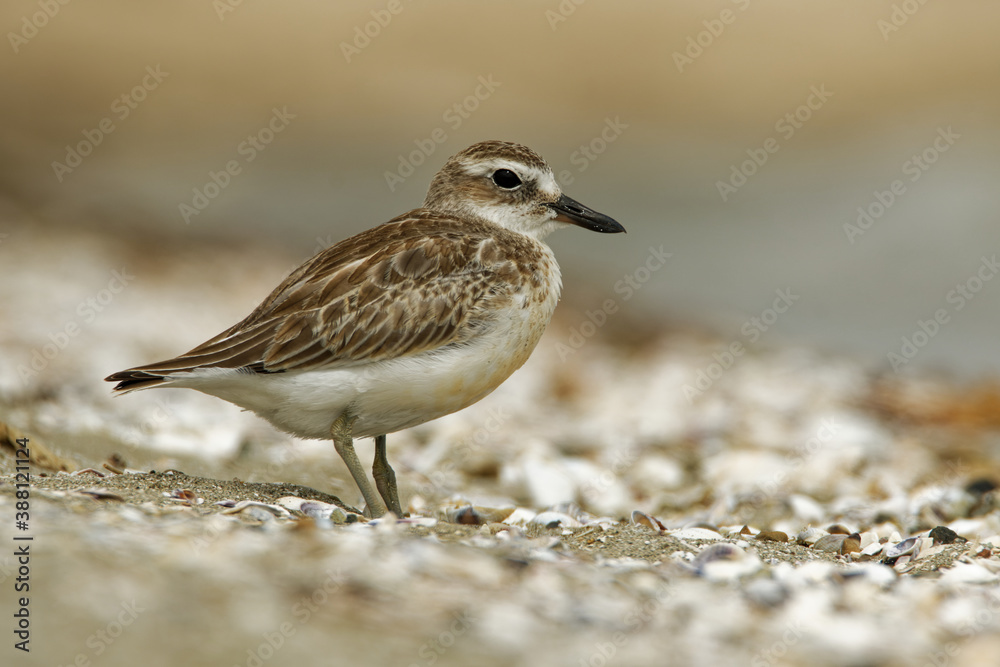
(3, 7, 1000, 666)
(2, 0, 999, 379)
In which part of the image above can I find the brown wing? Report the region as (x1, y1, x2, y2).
(106, 212, 526, 388)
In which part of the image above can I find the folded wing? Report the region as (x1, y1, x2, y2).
(106, 212, 524, 391)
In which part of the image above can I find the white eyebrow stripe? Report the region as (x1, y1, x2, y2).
(463, 161, 560, 196)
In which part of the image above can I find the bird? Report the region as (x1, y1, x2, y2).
(106, 140, 625, 518)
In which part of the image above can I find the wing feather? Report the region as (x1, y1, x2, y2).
(107, 212, 535, 387)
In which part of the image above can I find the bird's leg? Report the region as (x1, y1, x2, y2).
(331, 413, 386, 518)
(372, 434, 403, 517)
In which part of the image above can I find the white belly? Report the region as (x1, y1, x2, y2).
(174, 293, 557, 440)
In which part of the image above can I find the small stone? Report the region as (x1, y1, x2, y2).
(756, 531, 789, 543)
(106, 452, 128, 470)
(928, 525, 963, 545)
(446, 505, 515, 525)
(826, 524, 851, 535)
(841, 533, 861, 555)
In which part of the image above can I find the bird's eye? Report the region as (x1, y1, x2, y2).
(491, 169, 522, 189)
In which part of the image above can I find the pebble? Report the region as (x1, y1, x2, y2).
(842, 533, 862, 555)
(668, 527, 725, 541)
(444, 504, 515, 525)
(929, 525, 963, 545)
(755, 530, 788, 543)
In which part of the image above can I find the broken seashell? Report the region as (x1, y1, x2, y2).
(860, 541, 884, 557)
(883, 536, 920, 560)
(813, 535, 846, 553)
(71, 468, 105, 477)
(631, 510, 665, 532)
(796, 526, 827, 547)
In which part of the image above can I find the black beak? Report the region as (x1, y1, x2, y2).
(547, 194, 626, 234)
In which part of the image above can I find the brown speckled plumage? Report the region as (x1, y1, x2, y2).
(105, 140, 623, 517)
(107, 212, 552, 389)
